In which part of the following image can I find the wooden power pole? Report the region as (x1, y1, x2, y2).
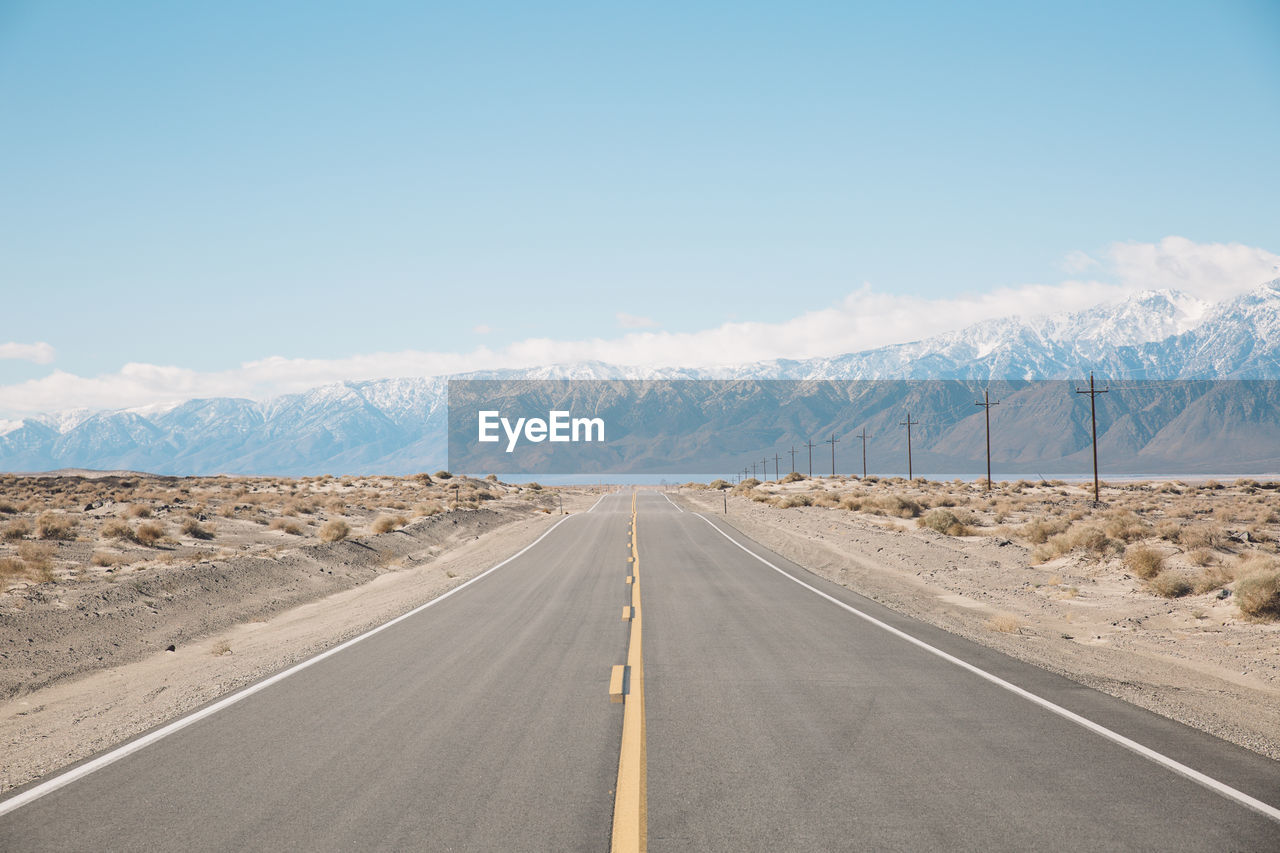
(857, 428, 870, 479)
(899, 413, 919, 481)
(974, 389, 1000, 492)
(1076, 372, 1109, 503)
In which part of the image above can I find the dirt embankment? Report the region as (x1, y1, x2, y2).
(679, 483, 1280, 761)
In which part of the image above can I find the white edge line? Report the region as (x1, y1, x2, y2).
(586, 491, 608, 513)
(694, 512, 1280, 825)
(660, 492, 684, 513)
(0, 513, 575, 818)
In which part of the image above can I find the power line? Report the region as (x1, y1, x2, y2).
(824, 433, 840, 476)
(805, 439, 817, 477)
(774, 453, 781, 481)
(788, 446, 799, 474)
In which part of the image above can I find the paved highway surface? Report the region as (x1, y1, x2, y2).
(2, 490, 1277, 851)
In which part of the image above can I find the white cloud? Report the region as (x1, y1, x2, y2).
(0, 341, 55, 364)
(1, 237, 1276, 418)
(472, 324, 492, 334)
(616, 312, 658, 329)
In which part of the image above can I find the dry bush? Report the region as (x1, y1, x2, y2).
(125, 504, 152, 519)
(269, 518, 304, 535)
(781, 471, 805, 483)
(811, 494, 840, 508)
(1149, 572, 1193, 598)
(100, 519, 137, 542)
(1125, 546, 1165, 580)
(0, 556, 28, 582)
(1186, 548, 1216, 567)
(415, 502, 444, 518)
(1192, 564, 1234, 595)
(1236, 570, 1280, 619)
(216, 503, 238, 518)
(1180, 526, 1225, 551)
(319, 519, 350, 542)
(918, 508, 971, 536)
(17, 542, 55, 580)
(180, 518, 215, 540)
(868, 494, 921, 518)
(838, 495, 863, 511)
(372, 515, 408, 533)
(90, 551, 129, 567)
(2, 519, 30, 541)
(0, 501, 17, 514)
(1103, 511, 1150, 543)
(986, 613, 1023, 633)
(35, 512, 76, 541)
(1021, 517, 1070, 545)
(1037, 525, 1118, 563)
(134, 521, 166, 546)
(776, 494, 812, 508)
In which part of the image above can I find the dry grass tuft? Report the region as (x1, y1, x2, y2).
(318, 519, 350, 542)
(134, 521, 166, 546)
(90, 550, 129, 567)
(1148, 572, 1193, 598)
(372, 515, 409, 534)
(268, 518, 304, 535)
(1125, 546, 1165, 580)
(1235, 570, 1280, 619)
(35, 512, 77, 541)
(2, 519, 30, 541)
(180, 518, 215, 540)
(986, 613, 1023, 633)
(918, 508, 972, 536)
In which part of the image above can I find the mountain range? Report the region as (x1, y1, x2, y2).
(3, 281, 1279, 476)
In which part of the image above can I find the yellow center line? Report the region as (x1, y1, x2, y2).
(612, 490, 647, 852)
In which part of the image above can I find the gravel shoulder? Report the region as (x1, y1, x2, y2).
(678, 487, 1280, 761)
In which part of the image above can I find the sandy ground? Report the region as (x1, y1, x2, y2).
(677, 477, 1280, 760)
(0, 477, 601, 793)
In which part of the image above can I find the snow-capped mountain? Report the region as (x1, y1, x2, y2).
(3, 281, 1279, 475)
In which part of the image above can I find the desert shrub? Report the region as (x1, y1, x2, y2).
(1104, 511, 1150, 543)
(777, 494, 812, 508)
(525, 482, 542, 491)
(1149, 572, 1193, 598)
(35, 512, 76, 540)
(919, 508, 971, 536)
(1180, 526, 1225, 551)
(740, 478, 761, 488)
(1184, 547, 1215, 567)
(2, 519, 30, 541)
(0, 556, 27, 581)
(1022, 517, 1070, 545)
(1193, 565, 1234, 594)
(1236, 570, 1280, 619)
(90, 550, 129, 567)
(434, 470, 453, 480)
(812, 493, 840, 508)
(1039, 525, 1117, 562)
(838, 496, 863, 511)
(0, 501, 17, 514)
(781, 471, 805, 483)
(872, 495, 921, 518)
(269, 518, 304, 535)
(372, 515, 408, 533)
(415, 502, 444, 517)
(709, 479, 730, 490)
(180, 518, 215, 540)
(134, 521, 166, 546)
(125, 504, 152, 519)
(17, 542, 54, 579)
(413, 473, 434, 485)
(986, 613, 1023, 633)
(1125, 546, 1165, 580)
(319, 519, 350, 542)
(100, 519, 137, 542)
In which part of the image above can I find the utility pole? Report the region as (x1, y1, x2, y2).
(751, 461, 757, 480)
(1076, 372, 1109, 503)
(761, 457, 770, 482)
(856, 428, 870, 479)
(975, 389, 1000, 492)
(805, 439, 817, 477)
(824, 434, 840, 476)
(900, 413, 919, 481)
(774, 453, 781, 481)
(788, 446, 799, 473)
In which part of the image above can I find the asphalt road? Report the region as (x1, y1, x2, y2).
(2, 489, 1278, 851)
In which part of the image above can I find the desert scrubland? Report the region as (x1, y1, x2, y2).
(679, 474, 1280, 759)
(0, 471, 596, 792)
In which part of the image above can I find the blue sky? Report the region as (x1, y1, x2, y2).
(1, 1, 1278, 415)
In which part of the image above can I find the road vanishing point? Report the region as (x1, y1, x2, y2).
(2, 490, 1278, 851)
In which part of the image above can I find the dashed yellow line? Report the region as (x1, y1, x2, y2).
(612, 490, 646, 852)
